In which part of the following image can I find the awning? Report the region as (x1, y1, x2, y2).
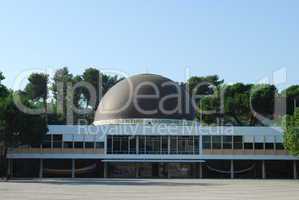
(102, 159, 206, 163)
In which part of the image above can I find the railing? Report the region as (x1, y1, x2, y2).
(8, 147, 105, 154)
(203, 149, 289, 155)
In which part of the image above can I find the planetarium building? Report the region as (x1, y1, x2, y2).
(7, 74, 299, 179)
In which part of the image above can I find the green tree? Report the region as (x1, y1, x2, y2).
(223, 83, 252, 125)
(51, 67, 74, 123)
(0, 72, 9, 98)
(188, 75, 223, 97)
(0, 93, 48, 177)
(25, 73, 49, 115)
(187, 75, 224, 124)
(76, 68, 122, 123)
(282, 85, 299, 115)
(283, 108, 299, 156)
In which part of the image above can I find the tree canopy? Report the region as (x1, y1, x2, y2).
(283, 108, 299, 156)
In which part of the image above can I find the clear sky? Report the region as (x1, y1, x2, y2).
(0, 0, 298, 89)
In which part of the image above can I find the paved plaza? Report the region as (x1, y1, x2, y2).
(1, 179, 299, 200)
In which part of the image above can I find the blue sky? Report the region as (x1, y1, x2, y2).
(0, 0, 298, 89)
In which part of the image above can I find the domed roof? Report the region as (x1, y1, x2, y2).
(94, 74, 195, 122)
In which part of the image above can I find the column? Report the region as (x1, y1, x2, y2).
(128, 136, 131, 154)
(199, 162, 203, 179)
(72, 134, 75, 150)
(104, 162, 108, 178)
(104, 136, 107, 154)
(293, 160, 297, 180)
(39, 159, 43, 178)
(136, 136, 139, 154)
(262, 160, 266, 179)
(168, 136, 171, 154)
(199, 135, 203, 155)
(71, 159, 75, 178)
(135, 163, 139, 178)
(230, 160, 234, 179)
(7, 159, 11, 178)
(83, 135, 86, 151)
(94, 135, 97, 152)
(167, 163, 171, 178)
(192, 135, 195, 155)
(51, 134, 53, 149)
(160, 136, 163, 154)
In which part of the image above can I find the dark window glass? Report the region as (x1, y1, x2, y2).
(52, 135, 62, 141)
(42, 142, 51, 148)
(265, 143, 274, 150)
(203, 136, 211, 149)
(178, 136, 194, 154)
(244, 143, 253, 149)
(170, 136, 178, 154)
(254, 143, 264, 149)
(96, 142, 104, 148)
(74, 142, 83, 148)
(63, 142, 73, 148)
(161, 136, 168, 154)
(223, 136, 232, 149)
(194, 136, 200, 154)
(276, 143, 284, 150)
(146, 136, 161, 154)
(112, 136, 129, 154)
(212, 136, 221, 149)
(129, 136, 136, 154)
(233, 136, 243, 149)
(85, 142, 94, 148)
(139, 136, 146, 154)
(107, 136, 112, 153)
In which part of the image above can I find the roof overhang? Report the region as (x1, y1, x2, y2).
(102, 159, 206, 163)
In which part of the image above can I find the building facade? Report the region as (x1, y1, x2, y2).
(6, 74, 299, 179)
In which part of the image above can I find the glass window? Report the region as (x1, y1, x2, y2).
(161, 136, 168, 154)
(85, 142, 94, 148)
(265, 143, 274, 150)
(96, 142, 104, 148)
(178, 136, 194, 154)
(170, 136, 178, 154)
(146, 136, 161, 154)
(203, 136, 211, 149)
(107, 136, 112, 153)
(112, 136, 129, 154)
(139, 136, 146, 154)
(254, 143, 264, 150)
(233, 136, 243, 149)
(129, 136, 136, 154)
(276, 143, 284, 150)
(244, 143, 253, 149)
(194, 136, 200, 154)
(63, 142, 73, 148)
(223, 136, 232, 149)
(74, 142, 83, 148)
(212, 136, 221, 149)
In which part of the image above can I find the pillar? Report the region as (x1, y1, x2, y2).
(262, 160, 266, 179)
(104, 162, 108, 178)
(199, 135, 203, 155)
(39, 159, 43, 178)
(135, 163, 139, 178)
(167, 136, 171, 154)
(167, 163, 171, 178)
(7, 159, 11, 178)
(71, 159, 75, 178)
(230, 160, 234, 179)
(293, 161, 297, 179)
(199, 162, 203, 179)
(104, 136, 107, 154)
